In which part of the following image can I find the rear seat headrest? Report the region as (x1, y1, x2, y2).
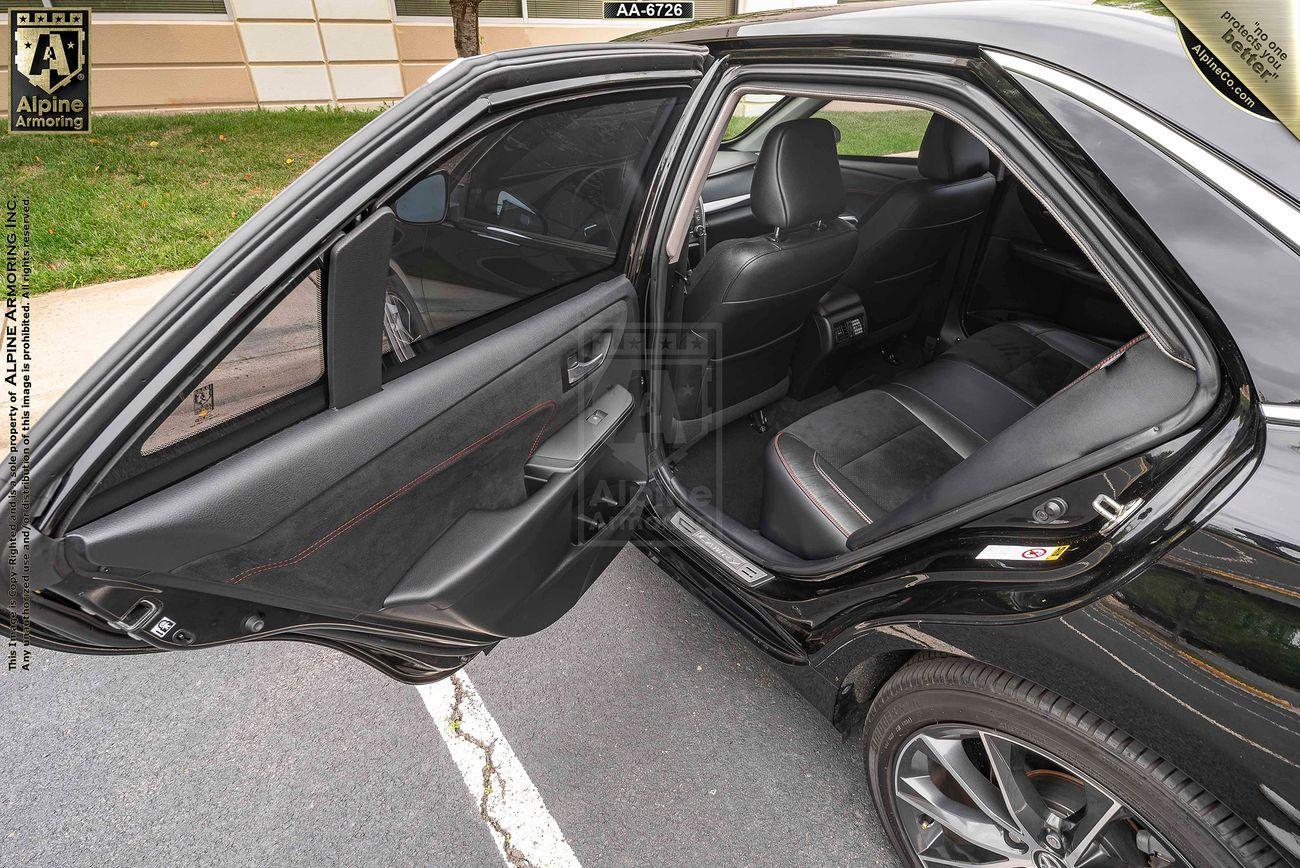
(918, 115, 991, 182)
(751, 118, 846, 230)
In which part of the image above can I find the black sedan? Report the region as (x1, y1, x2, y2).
(5, 2, 1298, 866)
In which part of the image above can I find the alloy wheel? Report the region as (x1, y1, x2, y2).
(892, 724, 1189, 867)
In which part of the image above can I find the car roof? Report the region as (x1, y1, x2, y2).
(638, 0, 1300, 206)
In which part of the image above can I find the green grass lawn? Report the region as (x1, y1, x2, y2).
(0, 107, 382, 295)
(726, 108, 932, 157)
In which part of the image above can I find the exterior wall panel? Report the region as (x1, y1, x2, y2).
(96, 21, 246, 65)
(394, 22, 457, 62)
(315, 0, 392, 19)
(237, 22, 326, 63)
(319, 22, 400, 61)
(96, 66, 258, 111)
(228, 0, 315, 17)
(248, 65, 334, 104)
(329, 63, 404, 101)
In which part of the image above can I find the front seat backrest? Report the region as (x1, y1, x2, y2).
(838, 115, 996, 345)
(675, 118, 857, 438)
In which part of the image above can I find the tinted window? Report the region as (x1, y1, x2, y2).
(811, 102, 932, 158)
(384, 95, 678, 360)
(141, 268, 323, 455)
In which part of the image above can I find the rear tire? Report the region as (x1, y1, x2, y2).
(862, 655, 1281, 867)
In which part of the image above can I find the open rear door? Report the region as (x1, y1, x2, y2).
(4, 42, 706, 681)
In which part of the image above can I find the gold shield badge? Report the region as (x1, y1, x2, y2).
(1162, 0, 1298, 139)
(13, 11, 85, 95)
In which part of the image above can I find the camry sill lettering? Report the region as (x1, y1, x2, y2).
(987, 51, 1300, 248)
(668, 511, 772, 586)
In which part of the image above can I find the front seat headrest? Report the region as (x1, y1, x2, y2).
(751, 118, 846, 230)
(917, 115, 991, 182)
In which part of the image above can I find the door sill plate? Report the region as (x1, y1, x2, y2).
(668, 511, 772, 587)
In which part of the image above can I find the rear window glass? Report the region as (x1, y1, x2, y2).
(811, 102, 932, 158)
(723, 93, 782, 140)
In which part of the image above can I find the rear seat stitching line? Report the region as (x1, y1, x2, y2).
(226, 399, 558, 585)
(773, 432, 851, 538)
(812, 452, 873, 525)
(935, 358, 1035, 408)
(1057, 334, 1148, 394)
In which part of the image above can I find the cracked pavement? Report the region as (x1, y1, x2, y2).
(4, 547, 902, 867)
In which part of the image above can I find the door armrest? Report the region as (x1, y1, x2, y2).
(526, 385, 634, 478)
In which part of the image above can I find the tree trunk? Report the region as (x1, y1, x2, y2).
(449, 0, 483, 58)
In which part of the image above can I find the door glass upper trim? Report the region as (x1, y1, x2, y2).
(987, 50, 1300, 253)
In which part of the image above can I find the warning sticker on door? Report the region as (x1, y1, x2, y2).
(976, 544, 1069, 562)
(149, 616, 176, 638)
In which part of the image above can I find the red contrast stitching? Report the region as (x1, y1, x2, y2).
(1057, 333, 1148, 394)
(227, 400, 557, 585)
(774, 432, 850, 537)
(812, 452, 872, 525)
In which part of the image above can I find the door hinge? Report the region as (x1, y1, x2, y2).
(1092, 493, 1143, 535)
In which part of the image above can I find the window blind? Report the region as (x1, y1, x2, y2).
(46, 0, 229, 11)
(394, 0, 524, 17)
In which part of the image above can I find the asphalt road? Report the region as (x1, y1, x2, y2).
(4, 546, 901, 868)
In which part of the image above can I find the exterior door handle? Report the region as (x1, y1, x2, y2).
(565, 332, 612, 387)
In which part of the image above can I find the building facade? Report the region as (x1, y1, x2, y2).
(2, 0, 838, 114)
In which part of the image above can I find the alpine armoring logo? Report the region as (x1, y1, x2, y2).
(9, 8, 91, 134)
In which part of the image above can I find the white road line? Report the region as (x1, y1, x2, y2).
(417, 672, 581, 868)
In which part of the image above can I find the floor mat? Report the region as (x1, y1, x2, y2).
(671, 389, 840, 529)
(836, 339, 925, 397)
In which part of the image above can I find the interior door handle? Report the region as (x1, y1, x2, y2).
(565, 332, 612, 387)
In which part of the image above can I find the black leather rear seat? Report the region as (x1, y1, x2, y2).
(760, 321, 1192, 559)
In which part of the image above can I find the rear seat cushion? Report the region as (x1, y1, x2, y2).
(857, 335, 1195, 547)
(761, 321, 1122, 558)
(942, 321, 1114, 403)
(763, 391, 967, 557)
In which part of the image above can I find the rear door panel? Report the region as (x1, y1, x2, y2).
(10, 43, 707, 675)
(72, 278, 638, 636)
